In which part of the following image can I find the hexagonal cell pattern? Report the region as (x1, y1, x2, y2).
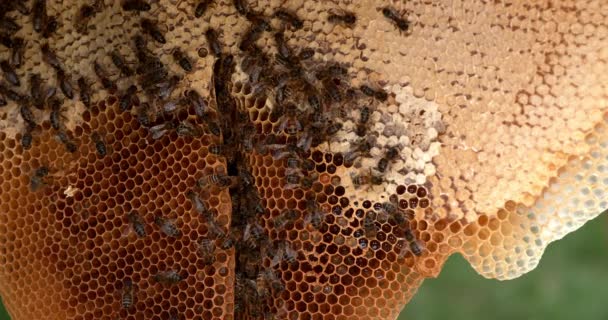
(0, 0, 606, 320)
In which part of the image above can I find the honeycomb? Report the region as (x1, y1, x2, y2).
(0, 0, 606, 319)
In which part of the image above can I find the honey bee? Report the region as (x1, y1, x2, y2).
(362, 212, 377, 238)
(154, 216, 182, 238)
(377, 146, 399, 173)
(351, 170, 383, 189)
(274, 9, 303, 30)
(56, 129, 78, 153)
(0, 83, 26, 102)
(41, 44, 62, 71)
(29, 74, 44, 109)
(93, 61, 117, 92)
(243, 221, 264, 249)
(20, 105, 37, 129)
(126, 212, 146, 238)
(327, 9, 356, 27)
(30, 166, 49, 191)
(410, 240, 423, 256)
(0, 95, 5, 107)
(91, 131, 107, 156)
(56, 69, 74, 99)
(41, 16, 58, 38)
(118, 85, 137, 112)
(0, 16, 20, 33)
(10, 37, 25, 68)
(153, 270, 184, 285)
(121, 279, 135, 309)
(49, 98, 65, 130)
(135, 102, 152, 127)
(198, 238, 216, 265)
(197, 174, 237, 189)
(355, 106, 371, 136)
(238, 24, 264, 52)
(205, 28, 222, 57)
(21, 129, 33, 150)
(175, 120, 201, 138)
(172, 48, 193, 72)
(325, 122, 343, 136)
(381, 6, 410, 33)
(304, 205, 325, 230)
(77, 77, 92, 109)
(273, 32, 292, 59)
(360, 84, 388, 102)
(404, 229, 415, 242)
(32, 0, 47, 33)
(233, 0, 249, 16)
(0, 34, 13, 49)
(149, 122, 174, 140)
(74, 2, 102, 33)
(185, 89, 207, 118)
(110, 50, 134, 77)
(194, 0, 214, 18)
(273, 210, 298, 231)
(298, 48, 315, 60)
(122, 0, 150, 11)
(1, 60, 19, 86)
(140, 18, 165, 44)
(187, 190, 208, 215)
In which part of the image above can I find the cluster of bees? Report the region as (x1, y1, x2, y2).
(2, 0, 421, 318)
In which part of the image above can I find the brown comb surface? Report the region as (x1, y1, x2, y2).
(0, 0, 606, 320)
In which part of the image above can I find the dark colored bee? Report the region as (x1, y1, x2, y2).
(274, 9, 303, 30)
(121, 279, 134, 310)
(0, 60, 19, 86)
(0, 34, 13, 48)
(238, 25, 263, 51)
(205, 28, 222, 57)
(41, 44, 62, 71)
(326, 122, 343, 135)
(32, 0, 47, 33)
(363, 212, 377, 238)
(233, 0, 248, 16)
(49, 98, 64, 130)
(374, 89, 388, 101)
(0, 84, 26, 102)
(30, 166, 49, 191)
(21, 130, 32, 150)
(360, 106, 370, 124)
(298, 48, 315, 60)
(153, 270, 184, 285)
(74, 4, 96, 33)
(7, 1, 29, 14)
(206, 121, 221, 136)
(382, 6, 410, 32)
(327, 9, 356, 27)
(245, 11, 271, 31)
(172, 48, 192, 72)
(185, 89, 207, 118)
(176, 120, 204, 137)
(127, 212, 146, 238)
(91, 131, 107, 156)
(198, 238, 216, 265)
(56, 70, 74, 99)
(195, 0, 213, 18)
(20, 105, 36, 129)
(56, 130, 78, 153)
(154, 216, 182, 238)
(410, 241, 423, 256)
(122, 0, 151, 11)
(360, 84, 375, 97)
(219, 234, 235, 250)
(10, 37, 25, 68)
(376, 157, 389, 173)
(110, 50, 134, 77)
(136, 102, 152, 127)
(118, 85, 137, 112)
(197, 174, 237, 189)
(274, 32, 292, 59)
(93, 61, 117, 92)
(140, 18, 165, 44)
(41, 16, 58, 38)
(0, 95, 6, 107)
(0, 16, 20, 33)
(77, 77, 92, 109)
(386, 146, 399, 160)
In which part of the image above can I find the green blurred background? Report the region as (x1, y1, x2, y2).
(0, 215, 606, 320)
